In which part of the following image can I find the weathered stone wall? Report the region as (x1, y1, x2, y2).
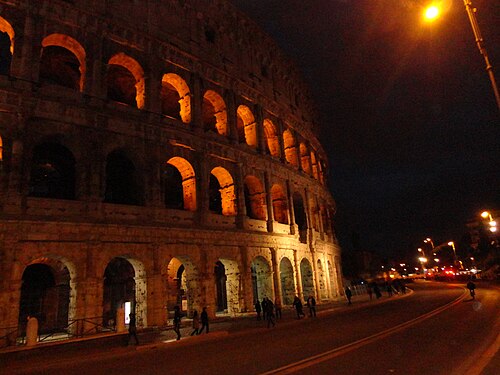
(0, 0, 342, 343)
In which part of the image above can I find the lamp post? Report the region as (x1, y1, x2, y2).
(424, 2, 500, 110)
(447, 241, 458, 267)
(481, 211, 497, 233)
(463, 1, 500, 110)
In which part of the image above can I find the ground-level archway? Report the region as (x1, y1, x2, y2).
(250, 256, 273, 303)
(300, 258, 314, 300)
(279, 257, 295, 305)
(214, 259, 240, 316)
(166, 256, 201, 317)
(18, 257, 76, 335)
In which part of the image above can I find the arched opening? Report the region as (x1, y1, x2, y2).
(107, 53, 145, 109)
(40, 34, 86, 91)
(327, 260, 338, 297)
(236, 105, 257, 148)
(300, 258, 314, 300)
(317, 259, 327, 300)
(103, 257, 147, 327)
(263, 119, 280, 158)
(210, 167, 236, 216)
(104, 150, 143, 206)
(243, 175, 266, 220)
(279, 257, 295, 305)
(271, 184, 288, 224)
(29, 142, 76, 200)
(0, 17, 15, 75)
(283, 129, 298, 167)
(214, 259, 240, 315)
(300, 143, 311, 175)
(19, 260, 73, 335)
(161, 73, 191, 123)
(310, 151, 319, 180)
(165, 157, 196, 211)
(166, 257, 200, 316)
(293, 192, 308, 243)
(251, 256, 273, 303)
(203, 90, 227, 136)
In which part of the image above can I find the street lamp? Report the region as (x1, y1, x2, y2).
(418, 256, 428, 274)
(423, 2, 500, 109)
(481, 211, 497, 233)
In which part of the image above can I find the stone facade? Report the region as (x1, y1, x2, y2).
(0, 0, 342, 342)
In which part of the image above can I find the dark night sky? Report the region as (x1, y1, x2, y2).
(231, 0, 500, 260)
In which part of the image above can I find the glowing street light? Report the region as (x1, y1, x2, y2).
(423, 2, 500, 109)
(481, 211, 497, 232)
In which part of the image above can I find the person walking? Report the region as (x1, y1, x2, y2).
(373, 283, 382, 299)
(307, 295, 316, 317)
(266, 299, 275, 328)
(198, 307, 209, 334)
(261, 298, 268, 321)
(274, 298, 282, 320)
(190, 310, 200, 336)
(345, 286, 352, 305)
(173, 305, 182, 340)
(293, 296, 305, 319)
(367, 284, 373, 300)
(127, 313, 139, 346)
(467, 280, 476, 300)
(254, 300, 262, 321)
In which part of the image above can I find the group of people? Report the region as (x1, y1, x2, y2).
(127, 305, 210, 345)
(254, 297, 281, 327)
(291, 295, 316, 319)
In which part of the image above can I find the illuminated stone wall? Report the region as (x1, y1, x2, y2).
(0, 0, 341, 343)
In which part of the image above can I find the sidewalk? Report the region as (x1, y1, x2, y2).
(0, 290, 408, 371)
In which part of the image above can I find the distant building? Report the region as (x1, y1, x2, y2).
(0, 0, 341, 343)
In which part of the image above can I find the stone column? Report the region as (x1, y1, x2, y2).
(225, 90, 238, 144)
(239, 246, 253, 312)
(293, 250, 303, 300)
(264, 171, 274, 232)
(235, 162, 247, 229)
(270, 248, 282, 305)
(194, 151, 209, 226)
(286, 180, 297, 235)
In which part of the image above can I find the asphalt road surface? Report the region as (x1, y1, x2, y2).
(6, 282, 500, 375)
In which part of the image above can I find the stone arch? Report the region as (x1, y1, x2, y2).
(271, 184, 288, 224)
(161, 73, 191, 123)
(41, 34, 86, 91)
(251, 256, 273, 302)
(166, 256, 201, 316)
(236, 105, 257, 148)
(107, 53, 145, 109)
(104, 149, 144, 206)
(103, 256, 147, 328)
(293, 191, 308, 243)
(29, 141, 76, 200)
(214, 258, 240, 315)
(300, 258, 314, 300)
(300, 143, 311, 175)
(0, 17, 15, 75)
(209, 167, 237, 216)
(203, 90, 227, 136)
(243, 175, 267, 220)
(310, 152, 318, 181)
(316, 259, 327, 300)
(279, 257, 295, 305)
(283, 129, 298, 167)
(263, 119, 280, 158)
(165, 157, 196, 211)
(18, 256, 77, 335)
(327, 260, 338, 298)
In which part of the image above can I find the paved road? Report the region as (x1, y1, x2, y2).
(5, 282, 499, 375)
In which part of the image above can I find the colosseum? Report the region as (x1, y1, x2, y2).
(0, 0, 341, 342)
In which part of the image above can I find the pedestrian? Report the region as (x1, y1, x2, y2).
(274, 298, 282, 319)
(307, 295, 316, 317)
(254, 300, 262, 321)
(292, 296, 305, 319)
(198, 307, 209, 334)
(373, 283, 382, 299)
(467, 280, 476, 300)
(367, 284, 373, 300)
(190, 310, 200, 336)
(261, 298, 268, 321)
(345, 286, 352, 305)
(266, 299, 275, 328)
(386, 282, 393, 297)
(173, 305, 182, 340)
(127, 313, 139, 345)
